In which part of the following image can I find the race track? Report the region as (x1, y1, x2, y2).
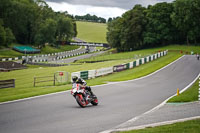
(0, 55, 200, 133)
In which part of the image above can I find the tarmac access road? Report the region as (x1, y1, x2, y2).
(0, 55, 200, 133)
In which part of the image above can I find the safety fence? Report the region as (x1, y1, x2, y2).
(71, 50, 168, 81)
(33, 71, 69, 87)
(34, 75, 56, 87)
(0, 79, 15, 89)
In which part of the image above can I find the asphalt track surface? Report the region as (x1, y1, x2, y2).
(0, 55, 200, 133)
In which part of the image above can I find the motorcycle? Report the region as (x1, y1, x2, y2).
(71, 84, 98, 108)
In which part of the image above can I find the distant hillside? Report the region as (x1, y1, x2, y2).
(76, 21, 107, 43)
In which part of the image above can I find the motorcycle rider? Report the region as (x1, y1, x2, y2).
(72, 76, 95, 97)
(197, 53, 199, 60)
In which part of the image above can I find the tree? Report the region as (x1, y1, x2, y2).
(171, 0, 200, 45)
(74, 14, 106, 23)
(107, 17, 123, 51)
(144, 2, 176, 47)
(5, 28, 15, 46)
(56, 17, 75, 43)
(0, 23, 6, 46)
(0, 19, 15, 47)
(107, 17, 113, 23)
(34, 18, 57, 47)
(0, 0, 77, 47)
(107, 5, 147, 51)
(121, 5, 147, 51)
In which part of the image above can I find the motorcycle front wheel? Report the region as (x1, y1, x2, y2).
(91, 98, 98, 106)
(76, 95, 86, 108)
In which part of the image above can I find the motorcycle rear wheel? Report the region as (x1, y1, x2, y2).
(76, 95, 86, 108)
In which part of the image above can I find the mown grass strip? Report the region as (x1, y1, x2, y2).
(167, 79, 199, 102)
(119, 119, 200, 133)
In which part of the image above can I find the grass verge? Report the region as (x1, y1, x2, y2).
(167, 79, 199, 102)
(119, 119, 200, 133)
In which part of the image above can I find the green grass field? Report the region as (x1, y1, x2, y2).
(120, 119, 200, 133)
(76, 21, 107, 43)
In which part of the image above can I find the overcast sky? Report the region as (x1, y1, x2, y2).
(45, 0, 174, 19)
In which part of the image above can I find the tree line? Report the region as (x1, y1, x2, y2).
(0, 0, 77, 48)
(75, 14, 106, 23)
(107, 0, 200, 52)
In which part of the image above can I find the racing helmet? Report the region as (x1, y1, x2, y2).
(76, 78, 83, 84)
(72, 76, 78, 82)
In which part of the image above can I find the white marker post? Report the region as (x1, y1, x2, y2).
(199, 77, 200, 101)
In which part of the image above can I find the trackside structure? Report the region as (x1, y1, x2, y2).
(71, 50, 168, 81)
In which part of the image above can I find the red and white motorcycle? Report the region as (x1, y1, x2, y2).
(71, 84, 98, 108)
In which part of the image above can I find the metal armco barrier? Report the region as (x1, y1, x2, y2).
(139, 59, 142, 65)
(113, 64, 126, 72)
(80, 71, 89, 80)
(124, 63, 130, 69)
(133, 61, 136, 67)
(95, 67, 113, 77)
(71, 50, 168, 82)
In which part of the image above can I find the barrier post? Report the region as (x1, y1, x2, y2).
(34, 77, 36, 87)
(13, 79, 15, 88)
(199, 77, 200, 101)
(177, 88, 179, 96)
(54, 74, 56, 86)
